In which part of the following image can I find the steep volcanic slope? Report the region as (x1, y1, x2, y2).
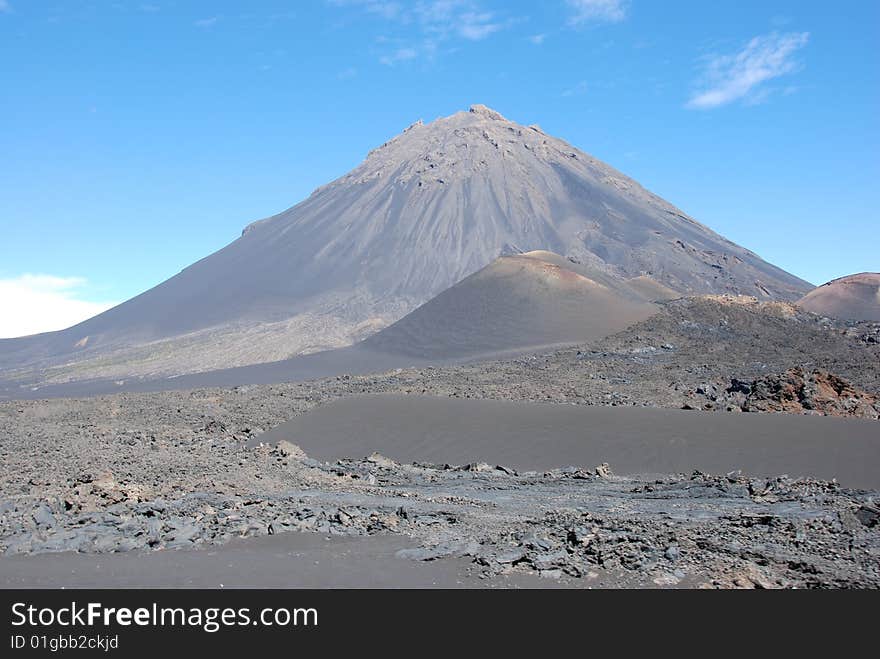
(0, 104, 811, 380)
(362, 251, 659, 358)
(797, 273, 880, 321)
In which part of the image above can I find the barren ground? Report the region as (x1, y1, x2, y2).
(1, 296, 877, 588)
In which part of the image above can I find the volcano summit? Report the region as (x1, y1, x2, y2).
(0, 105, 811, 383)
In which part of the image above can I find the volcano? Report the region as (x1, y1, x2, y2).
(0, 104, 811, 382)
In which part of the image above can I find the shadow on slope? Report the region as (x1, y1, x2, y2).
(362, 251, 662, 359)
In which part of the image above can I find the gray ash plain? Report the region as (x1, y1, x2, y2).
(1, 295, 878, 588)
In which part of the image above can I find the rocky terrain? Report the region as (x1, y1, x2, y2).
(693, 368, 879, 418)
(357, 295, 880, 415)
(1, 293, 877, 588)
(1, 436, 877, 588)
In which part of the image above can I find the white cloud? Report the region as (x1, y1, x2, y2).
(687, 31, 810, 109)
(456, 11, 502, 40)
(380, 47, 418, 65)
(417, 1, 507, 41)
(331, 0, 509, 63)
(0, 275, 117, 338)
(528, 33, 546, 45)
(567, 0, 627, 25)
(0, 1, 12, 14)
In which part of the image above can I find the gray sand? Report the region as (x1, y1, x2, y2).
(0, 532, 562, 589)
(2, 389, 878, 588)
(254, 394, 880, 489)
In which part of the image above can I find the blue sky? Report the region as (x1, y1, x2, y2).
(0, 0, 877, 336)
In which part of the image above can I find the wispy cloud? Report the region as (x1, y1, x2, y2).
(415, 1, 508, 42)
(379, 47, 418, 65)
(566, 0, 627, 25)
(0, 1, 12, 15)
(139, 3, 160, 12)
(194, 16, 220, 28)
(687, 31, 810, 109)
(0, 275, 117, 338)
(328, 0, 403, 20)
(562, 80, 589, 97)
(330, 0, 511, 64)
(456, 11, 502, 40)
(528, 33, 546, 45)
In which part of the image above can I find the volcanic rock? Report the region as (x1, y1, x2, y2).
(721, 368, 879, 419)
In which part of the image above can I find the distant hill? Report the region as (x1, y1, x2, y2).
(362, 250, 661, 359)
(797, 273, 880, 321)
